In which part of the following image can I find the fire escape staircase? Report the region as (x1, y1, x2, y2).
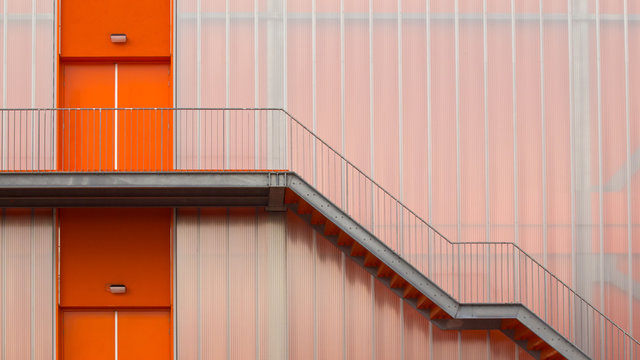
(1, 108, 638, 360)
(0, 170, 617, 360)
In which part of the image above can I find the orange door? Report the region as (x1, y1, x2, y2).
(62, 311, 115, 360)
(117, 63, 172, 170)
(118, 311, 171, 360)
(62, 310, 170, 360)
(60, 208, 171, 308)
(60, 63, 172, 171)
(60, 64, 116, 171)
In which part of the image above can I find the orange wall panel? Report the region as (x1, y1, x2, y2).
(60, 208, 171, 308)
(118, 311, 171, 360)
(117, 63, 173, 170)
(62, 311, 115, 360)
(60, 0, 170, 58)
(60, 63, 115, 170)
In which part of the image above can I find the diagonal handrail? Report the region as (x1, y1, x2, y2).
(279, 108, 640, 359)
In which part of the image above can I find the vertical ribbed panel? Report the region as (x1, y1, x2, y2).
(1, 0, 54, 170)
(229, 209, 256, 359)
(4, 210, 31, 359)
(344, 254, 373, 359)
(285, 211, 313, 359)
(176, 208, 199, 360)
(460, 331, 488, 360)
(177, 207, 551, 358)
(33, 209, 52, 360)
(373, 281, 401, 359)
(315, 233, 343, 360)
(0, 209, 53, 360)
(200, 208, 226, 360)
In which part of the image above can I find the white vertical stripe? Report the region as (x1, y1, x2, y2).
(226, 0, 230, 108)
(623, 0, 633, 338)
(595, 1, 605, 357)
(31, 0, 35, 108)
(52, 210, 57, 360)
(454, 0, 460, 245)
(538, 0, 547, 322)
(283, 0, 287, 110)
(340, 0, 345, 210)
(196, 0, 201, 108)
(426, 0, 432, 286)
(254, 0, 259, 168)
(114, 64, 118, 170)
(197, 209, 202, 360)
(567, 0, 576, 310)
(312, 232, 317, 360)
(368, 0, 374, 227)
(225, 209, 230, 360)
(312, 0, 316, 185)
(341, 253, 346, 360)
(224, 0, 230, 169)
(2, 0, 7, 170)
(510, 0, 519, 300)
(1, 210, 4, 360)
(482, 0, 490, 302)
(398, 0, 403, 202)
(31, 0, 36, 170)
(173, 208, 178, 360)
(30, 210, 34, 360)
(115, 311, 118, 360)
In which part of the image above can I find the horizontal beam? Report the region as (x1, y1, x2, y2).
(0, 171, 287, 207)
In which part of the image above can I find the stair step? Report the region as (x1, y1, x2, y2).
(403, 285, 419, 299)
(350, 242, 367, 257)
(310, 209, 326, 225)
(527, 336, 546, 351)
(390, 273, 407, 289)
(323, 221, 340, 236)
(540, 346, 561, 360)
(377, 263, 393, 278)
(416, 295, 434, 309)
(337, 231, 354, 246)
(363, 252, 381, 267)
(297, 200, 313, 215)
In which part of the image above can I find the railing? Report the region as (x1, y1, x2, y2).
(1, 108, 638, 359)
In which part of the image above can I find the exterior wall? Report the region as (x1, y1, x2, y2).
(0, 0, 55, 170)
(176, 0, 640, 339)
(176, 208, 532, 359)
(0, 209, 54, 360)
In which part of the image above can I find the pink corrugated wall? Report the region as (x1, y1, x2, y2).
(176, 208, 529, 359)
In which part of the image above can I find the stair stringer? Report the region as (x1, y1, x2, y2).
(287, 174, 589, 360)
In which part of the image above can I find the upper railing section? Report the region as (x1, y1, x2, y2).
(1, 108, 638, 358)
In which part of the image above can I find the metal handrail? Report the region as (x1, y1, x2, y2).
(280, 107, 640, 357)
(0, 107, 637, 357)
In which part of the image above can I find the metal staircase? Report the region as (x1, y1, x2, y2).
(0, 108, 638, 359)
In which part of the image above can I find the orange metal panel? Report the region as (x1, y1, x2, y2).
(60, 0, 170, 58)
(117, 63, 172, 170)
(60, 63, 116, 171)
(62, 311, 115, 360)
(118, 311, 171, 360)
(59, 208, 171, 307)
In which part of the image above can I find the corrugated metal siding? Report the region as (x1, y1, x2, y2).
(1, 0, 55, 170)
(176, 208, 531, 359)
(0, 209, 53, 360)
(176, 0, 640, 342)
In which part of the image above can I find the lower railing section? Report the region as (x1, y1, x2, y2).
(0, 108, 637, 359)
